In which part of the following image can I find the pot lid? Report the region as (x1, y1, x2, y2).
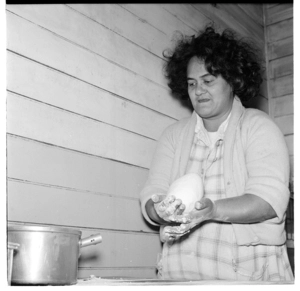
(7, 223, 81, 235)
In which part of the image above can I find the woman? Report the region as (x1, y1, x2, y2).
(139, 25, 293, 281)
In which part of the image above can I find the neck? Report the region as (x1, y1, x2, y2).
(203, 110, 231, 132)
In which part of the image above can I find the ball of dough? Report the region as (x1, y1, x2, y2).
(166, 173, 204, 213)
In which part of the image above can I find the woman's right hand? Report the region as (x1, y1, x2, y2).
(151, 194, 185, 223)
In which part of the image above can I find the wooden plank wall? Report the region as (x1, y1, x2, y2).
(6, 4, 265, 279)
(264, 3, 294, 190)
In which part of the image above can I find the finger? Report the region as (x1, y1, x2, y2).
(164, 226, 172, 232)
(167, 230, 190, 240)
(168, 235, 176, 242)
(164, 226, 179, 235)
(158, 202, 166, 212)
(165, 198, 182, 216)
(160, 228, 169, 243)
(169, 233, 185, 242)
(165, 195, 176, 205)
(195, 201, 202, 210)
(178, 223, 191, 234)
(157, 195, 176, 211)
(163, 227, 177, 240)
(165, 224, 189, 235)
(151, 194, 166, 203)
(170, 214, 191, 224)
(175, 203, 186, 215)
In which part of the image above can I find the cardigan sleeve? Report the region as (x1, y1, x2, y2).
(223, 103, 290, 245)
(139, 122, 180, 226)
(242, 110, 290, 224)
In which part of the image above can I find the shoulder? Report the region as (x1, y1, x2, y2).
(241, 108, 281, 134)
(157, 113, 195, 148)
(243, 107, 272, 122)
(163, 114, 194, 136)
(240, 108, 287, 153)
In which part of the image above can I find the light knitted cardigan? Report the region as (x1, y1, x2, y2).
(140, 97, 290, 246)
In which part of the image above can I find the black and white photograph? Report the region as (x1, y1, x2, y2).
(3, 1, 296, 287)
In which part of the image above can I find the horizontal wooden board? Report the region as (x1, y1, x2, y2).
(267, 18, 293, 43)
(7, 221, 161, 270)
(273, 95, 293, 117)
(6, 4, 168, 88)
(191, 4, 264, 51)
(67, 4, 170, 58)
(268, 37, 293, 60)
(119, 3, 265, 56)
(269, 55, 293, 79)
(7, 135, 149, 200)
(274, 114, 293, 136)
(78, 229, 161, 268)
(265, 4, 279, 9)
(7, 52, 176, 141)
(7, 180, 157, 233)
(160, 4, 209, 33)
(6, 12, 192, 121)
(265, 3, 293, 26)
(119, 4, 197, 37)
(217, 4, 264, 34)
(237, 4, 264, 26)
(270, 74, 293, 98)
(7, 93, 156, 169)
(162, 4, 267, 81)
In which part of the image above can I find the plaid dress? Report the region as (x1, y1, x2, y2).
(157, 114, 293, 281)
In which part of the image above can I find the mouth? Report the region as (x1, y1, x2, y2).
(197, 98, 210, 103)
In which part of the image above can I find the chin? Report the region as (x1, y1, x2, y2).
(195, 109, 211, 118)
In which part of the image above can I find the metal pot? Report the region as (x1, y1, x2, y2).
(7, 223, 102, 285)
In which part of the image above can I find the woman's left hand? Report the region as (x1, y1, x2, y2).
(164, 198, 217, 241)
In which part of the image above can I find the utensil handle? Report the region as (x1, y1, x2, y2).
(7, 242, 20, 285)
(79, 234, 102, 248)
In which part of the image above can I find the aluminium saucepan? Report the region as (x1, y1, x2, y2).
(8, 223, 102, 285)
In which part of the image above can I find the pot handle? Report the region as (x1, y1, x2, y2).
(79, 234, 102, 248)
(8, 243, 20, 285)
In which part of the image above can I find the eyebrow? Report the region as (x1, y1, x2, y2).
(187, 73, 212, 80)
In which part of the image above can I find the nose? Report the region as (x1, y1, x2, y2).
(195, 83, 206, 95)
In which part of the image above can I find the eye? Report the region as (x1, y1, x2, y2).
(203, 78, 214, 84)
(187, 81, 196, 87)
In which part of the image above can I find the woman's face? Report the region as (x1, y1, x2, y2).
(187, 56, 234, 130)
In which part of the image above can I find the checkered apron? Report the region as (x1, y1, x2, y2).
(157, 119, 293, 281)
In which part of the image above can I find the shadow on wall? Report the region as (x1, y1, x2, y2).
(79, 253, 101, 265)
(243, 95, 266, 111)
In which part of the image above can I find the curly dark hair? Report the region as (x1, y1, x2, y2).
(163, 24, 263, 107)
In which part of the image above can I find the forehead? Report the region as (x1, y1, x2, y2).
(187, 56, 208, 77)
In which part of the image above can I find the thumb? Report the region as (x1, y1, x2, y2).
(151, 194, 166, 203)
(195, 198, 210, 210)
